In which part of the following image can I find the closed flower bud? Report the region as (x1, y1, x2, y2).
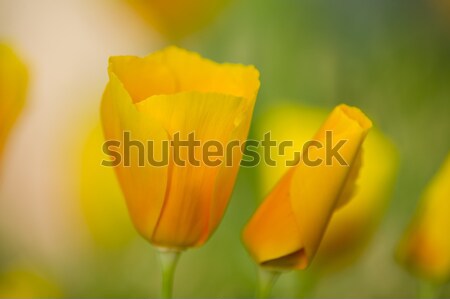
(243, 104, 372, 271)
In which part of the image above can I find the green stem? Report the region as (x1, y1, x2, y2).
(258, 268, 281, 299)
(157, 248, 181, 299)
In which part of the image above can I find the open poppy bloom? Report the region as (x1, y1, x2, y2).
(397, 153, 450, 283)
(101, 46, 260, 250)
(243, 104, 372, 271)
(0, 44, 27, 161)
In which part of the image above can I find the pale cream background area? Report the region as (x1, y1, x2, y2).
(0, 0, 159, 267)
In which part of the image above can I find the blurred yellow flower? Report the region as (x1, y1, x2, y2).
(0, 266, 61, 298)
(79, 124, 136, 249)
(397, 153, 450, 283)
(0, 44, 27, 161)
(126, 0, 230, 40)
(101, 46, 259, 250)
(254, 104, 398, 273)
(243, 104, 372, 271)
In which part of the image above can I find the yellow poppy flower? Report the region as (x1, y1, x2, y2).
(397, 153, 450, 283)
(126, 0, 230, 40)
(101, 46, 260, 250)
(254, 104, 398, 273)
(242, 104, 372, 271)
(0, 44, 28, 161)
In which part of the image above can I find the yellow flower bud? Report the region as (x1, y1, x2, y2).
(397, 153, 450, 283)
(253, 104, 398, 272)
(243, 104, 372, 271)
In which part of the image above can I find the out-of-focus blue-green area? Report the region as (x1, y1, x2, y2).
(0, 0, 449, 298)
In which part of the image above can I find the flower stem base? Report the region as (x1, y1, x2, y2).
(157, 248, 181, 299)
(258, 268, 281, 298)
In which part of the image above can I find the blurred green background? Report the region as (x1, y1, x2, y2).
(0, 0, 449, 297)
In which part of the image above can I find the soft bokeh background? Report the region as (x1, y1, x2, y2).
(0, 0, 449, 297)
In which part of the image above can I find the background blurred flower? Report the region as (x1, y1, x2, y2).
(0, 44, 27, 163)
(397, 153, 450, 283)
(243, 104, 372, 271)
(79, 124, 136, 250)
(126, 0, 230, 41)
(101, 46, 259, 249)
(0, 265, 62, 298)
(254, 104, 398, 274)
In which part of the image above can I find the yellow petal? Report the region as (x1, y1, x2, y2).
(109, 46, 259, 104)
(315, 128, 398, 272)
(243, 167, 307, 269)
(254, 104, 397, 272)
(289, 104, 372, 267)
(334, 147, 363, 210)
(101, 72, 169, 242)
(243, 104, 372, 270)
(397, 153, 450, 282)
(207, 102, 255, 240)
(137, 92, 251, 248)
(0, 44, 28, 160)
